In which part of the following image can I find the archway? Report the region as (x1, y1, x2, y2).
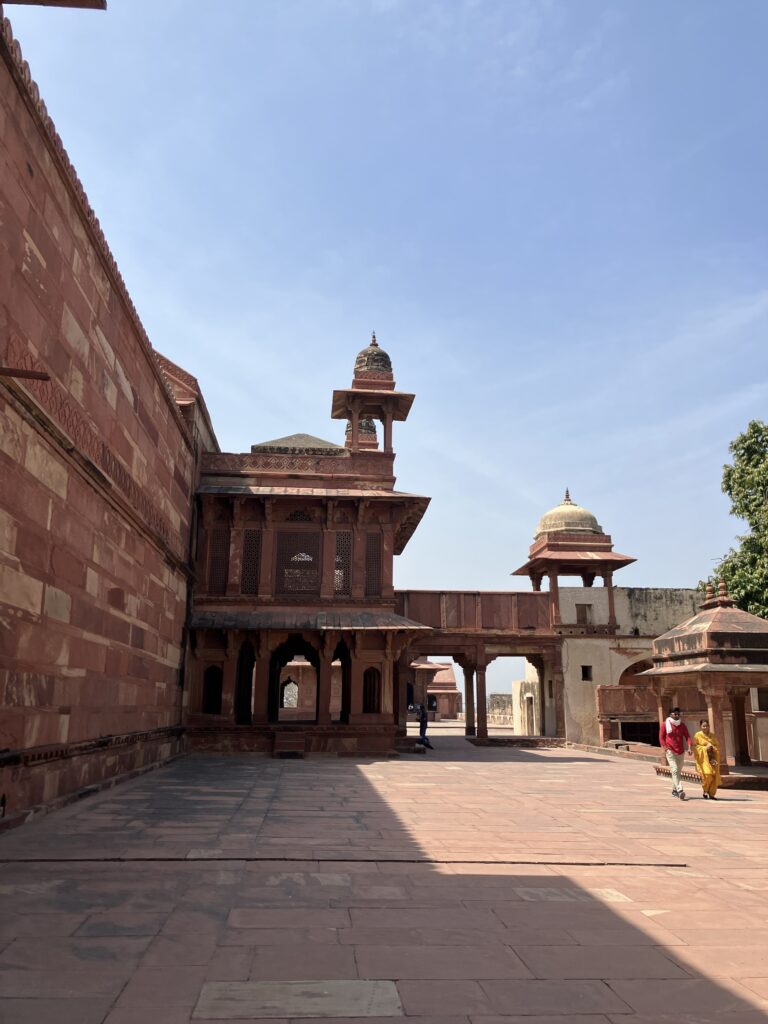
(235, 641, 255, 725)
(268, 635, 320, 724)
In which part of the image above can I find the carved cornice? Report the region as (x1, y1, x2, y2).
(0, 9, 193, 451)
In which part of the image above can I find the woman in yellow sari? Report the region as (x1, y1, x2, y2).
(693, 720, 721, 799)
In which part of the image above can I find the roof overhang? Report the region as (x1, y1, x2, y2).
(639, 663, 768, 679)
(331, 388, 415, 421)
(190, 610, 432, 632)
(513, 551, 636, 576)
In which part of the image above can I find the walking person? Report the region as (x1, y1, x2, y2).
(417, 703, 433, 749)
(693, 719, 721, 800)
(660, 707, 691, 800)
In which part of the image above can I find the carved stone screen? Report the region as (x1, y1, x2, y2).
(208, 528, 230, 595)
(276, 532, 322, 596)
(334, 531, 352, 596)
(365, 532, 382, 597)
(240, 529, 262, 595)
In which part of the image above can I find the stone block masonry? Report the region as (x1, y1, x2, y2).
(0, 14, 199, 816)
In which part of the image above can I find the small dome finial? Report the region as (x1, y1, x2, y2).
(705, 582, 714, 601)
(718, 579, 728, 599)
(564, 488, 572, 504)
(370, 331, 378, 347)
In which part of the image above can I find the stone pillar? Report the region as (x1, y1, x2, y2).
(547, 651, 565, 738)
(383, 413, 393, 453)
(476, 664, 488, 740)
(317, 655, 333, 726)
(221, 636, 237, 723)
(321, 527, 336, 597)
(351, 530, 366, 600)
(252, 650, 269, 725)
(350, 409, 360, 450)
(603, 571, 616, 628)
(227, 528, 243, 596)
(548, 570, 561, 626)
(729, 692, 751, 766)
(705, 689, 730, 776)
(462, 664, 476, 737)
(381, 524, 394, 598)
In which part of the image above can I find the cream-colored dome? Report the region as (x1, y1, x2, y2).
(535, 489, 603, 538)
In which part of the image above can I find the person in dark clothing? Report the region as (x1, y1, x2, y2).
(417, 704, 433, 749)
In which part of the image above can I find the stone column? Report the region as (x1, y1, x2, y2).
(221, 635, 237, 723)
(383, 413, 393, 453)
(321, 527, 336, 597)
(548, 570, 561, 626)
(252, 648, 269, 725)
(705, 688, 730, 776)
(462, 664, 476, 737)
(476, 664, 488, 740)
(729, 691, 751, 766)
(603, 571, 616, 629)
(317, 655, 333, 726)
(546, 650, 566, 738)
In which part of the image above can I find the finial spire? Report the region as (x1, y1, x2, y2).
(705, 582, 714, 602)
(564, 488, 572, 504)
(718, 579, 728, 600)
(370, 331, 378, 347)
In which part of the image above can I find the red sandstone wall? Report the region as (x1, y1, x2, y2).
(0, 18, 196, 814)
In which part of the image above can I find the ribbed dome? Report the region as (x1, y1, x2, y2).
(535, 490, 603, 538)
(354, 331, 392, 375)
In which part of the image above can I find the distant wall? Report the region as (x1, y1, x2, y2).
(558, 587, 700, 634)
(0, 20, 197, 816)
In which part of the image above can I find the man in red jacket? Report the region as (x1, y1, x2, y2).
(660, 707, 692, 800)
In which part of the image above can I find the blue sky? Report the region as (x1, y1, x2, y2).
(7, 0, 768, 688)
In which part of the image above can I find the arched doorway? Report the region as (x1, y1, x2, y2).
(268, 635, 320, 724)
(235, 641, 255, 725)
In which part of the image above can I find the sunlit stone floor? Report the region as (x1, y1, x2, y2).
(1, 723, 768, 1023)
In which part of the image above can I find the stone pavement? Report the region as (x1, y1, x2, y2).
(1, 725, 768, 1023)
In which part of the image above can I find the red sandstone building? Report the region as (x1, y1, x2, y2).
(2, 7, 767, 823)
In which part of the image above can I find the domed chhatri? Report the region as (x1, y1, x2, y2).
(354, 331, 393, 377)
(535, 489, 603, 538)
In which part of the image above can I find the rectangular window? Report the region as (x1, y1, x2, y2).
(575, 603, 592, 625)
(208, 528, 230, 595)
(758, 688, 768, 712)
(365, 532, 382, 597)
(240, 529, 262, 595)
(275, 531, 321, 596)
(581, 665, 593, 682)
(334, 531, 352, 595)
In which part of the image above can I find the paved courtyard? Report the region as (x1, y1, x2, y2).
(1, 725, 768, 1024)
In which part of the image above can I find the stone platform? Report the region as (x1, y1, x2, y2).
(1, 723, 768, 1023)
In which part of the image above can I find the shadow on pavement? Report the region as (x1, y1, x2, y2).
(0, 750, 767, 1023)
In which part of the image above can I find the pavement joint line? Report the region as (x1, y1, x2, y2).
(0, 856, 688, 866)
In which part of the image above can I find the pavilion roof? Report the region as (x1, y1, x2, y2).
(640, 582, 768, 686)
(251, 433, 346, 456)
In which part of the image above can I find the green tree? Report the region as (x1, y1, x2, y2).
(711, 420, 768, 617)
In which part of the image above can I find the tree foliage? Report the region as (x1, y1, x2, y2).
(711, 420, 768, 617)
